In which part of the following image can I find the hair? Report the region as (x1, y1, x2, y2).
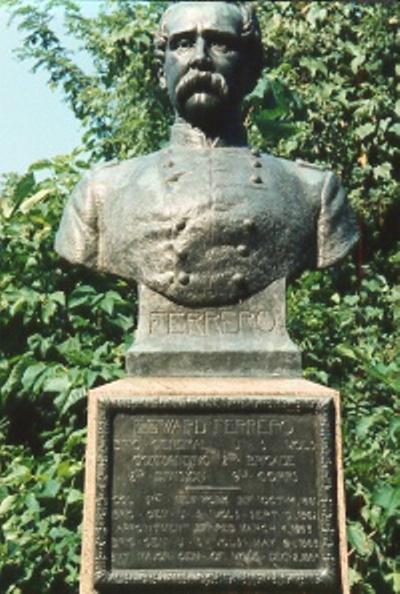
(154, 1, 264, 94)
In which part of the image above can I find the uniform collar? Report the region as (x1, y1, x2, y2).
(170, 119, 248, 149)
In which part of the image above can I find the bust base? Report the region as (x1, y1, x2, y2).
(126, 346, 301, 377)
(127, 280, 301, 377)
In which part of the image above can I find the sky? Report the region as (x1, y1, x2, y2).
(0, 3, 102, 177)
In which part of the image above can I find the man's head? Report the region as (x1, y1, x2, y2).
(155, 2, 263, 129)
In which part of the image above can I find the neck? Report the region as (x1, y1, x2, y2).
(174, 110, 248, 147)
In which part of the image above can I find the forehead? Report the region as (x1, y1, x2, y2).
(164, 2, 243, 37)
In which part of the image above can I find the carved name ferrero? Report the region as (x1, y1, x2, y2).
(149, 309, 275, 336)
(94, 395, 341, 592)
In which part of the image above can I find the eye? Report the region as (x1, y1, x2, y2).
(210, 40, 229, 53)
(207, 34, 238, 54)
(177, 37, 194, 49)
(170, 36, 195, 51)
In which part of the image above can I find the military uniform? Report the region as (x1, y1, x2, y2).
(55, 122, 358, 307)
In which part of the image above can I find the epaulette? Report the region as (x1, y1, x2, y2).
(295, 158, 325, 171)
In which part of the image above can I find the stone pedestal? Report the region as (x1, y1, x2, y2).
(80, 377, 349, 594)
(126, 281, 301, 377)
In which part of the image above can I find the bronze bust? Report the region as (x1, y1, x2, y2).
(55, 1, 358, 310)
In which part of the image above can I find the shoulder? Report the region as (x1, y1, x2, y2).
(275, 154, 327, 180)
(258, 152, 330, 195)
(88, 150, 162, 185)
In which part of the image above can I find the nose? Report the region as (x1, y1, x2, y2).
(190, 37, 211, 69)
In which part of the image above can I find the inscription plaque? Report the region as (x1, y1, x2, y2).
(94, 394, 341, 592)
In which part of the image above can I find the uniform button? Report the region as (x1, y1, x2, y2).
(237, 244, 249, 257)
(232, 273, 246, 285)
(175, 247, 188, 262)
(250, 174, 262, 184)
(252, 160, 262, 168)
(178, 272, 190, 286)
(163, 159, 175, 168)
(243, 218, 257, 232)
(251, 147, 261, 157)
(167, 172, 182, 183)
(175, 220, 186, 232)
(163, 272, 174, 285)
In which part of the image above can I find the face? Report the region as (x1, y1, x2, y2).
(163, 2, 247, 126)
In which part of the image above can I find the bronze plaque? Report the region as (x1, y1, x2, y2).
(94, 395, 341, 592)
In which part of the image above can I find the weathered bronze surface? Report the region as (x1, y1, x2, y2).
(55, 131, 358, 310)
(93, 393, 341, 593)
(55, 2, 358, 335)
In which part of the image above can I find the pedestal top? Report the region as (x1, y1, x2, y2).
(91, 376, 338, 398)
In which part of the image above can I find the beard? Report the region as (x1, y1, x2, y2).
(174, 70, 229, 123)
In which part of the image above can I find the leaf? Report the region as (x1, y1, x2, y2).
(372, 485, 400, 520)
(41, 299, 58, 323)
(99, 290, 120, 316)
(68, 286, 101, 309)
(25, 493, 41, 514)
(347, 522, 372, 557)
(299, 56, 328, 78)
(348, 567, 363, 586)
(51, 291, 66, 305)
(14, 172, 36, 202)
(257, 106, 289, 122)
(355, 122, 375, 139)
(390, 122, 400, 136)
(355, 416, 375, 440)
(389, 417, 400, 441)
(43, 375, 71, 394)
(66, 489, 83, 505)
(59, 386, 87, 415)
(40, 479, 61, 499)
(255, 119, 301, 140)
(336, 344, 358, 361)
(386, 572, 400, 593)
(350, 52, 366, 74)
(0, 495, 17, 516)
(21, 363, 47, 391)
(19, 189, 52, 214)
(305, 5, 328, 28)
(247, 77, 270, 100)
(0, 464, 30, 486)
(373, 163, 392, 180)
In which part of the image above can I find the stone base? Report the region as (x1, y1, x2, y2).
(80, 378, 349, 594)
(127, 281, 302, 377)
(126, 348, 301, 378)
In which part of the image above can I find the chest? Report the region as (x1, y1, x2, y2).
(106, 148, 312, 240)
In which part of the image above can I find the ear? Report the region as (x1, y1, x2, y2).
(237, 61, 256, 99)
(243, 58, 262, 97)
(159, 71, 167, 90)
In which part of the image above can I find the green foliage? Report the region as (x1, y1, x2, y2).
(0, 423, 84, 594)
(0, 155, 135, 592)
(287, 267, 399, 592)
(0, 1, 399, 593)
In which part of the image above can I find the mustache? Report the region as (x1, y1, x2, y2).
(175, 70, 228, 104)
